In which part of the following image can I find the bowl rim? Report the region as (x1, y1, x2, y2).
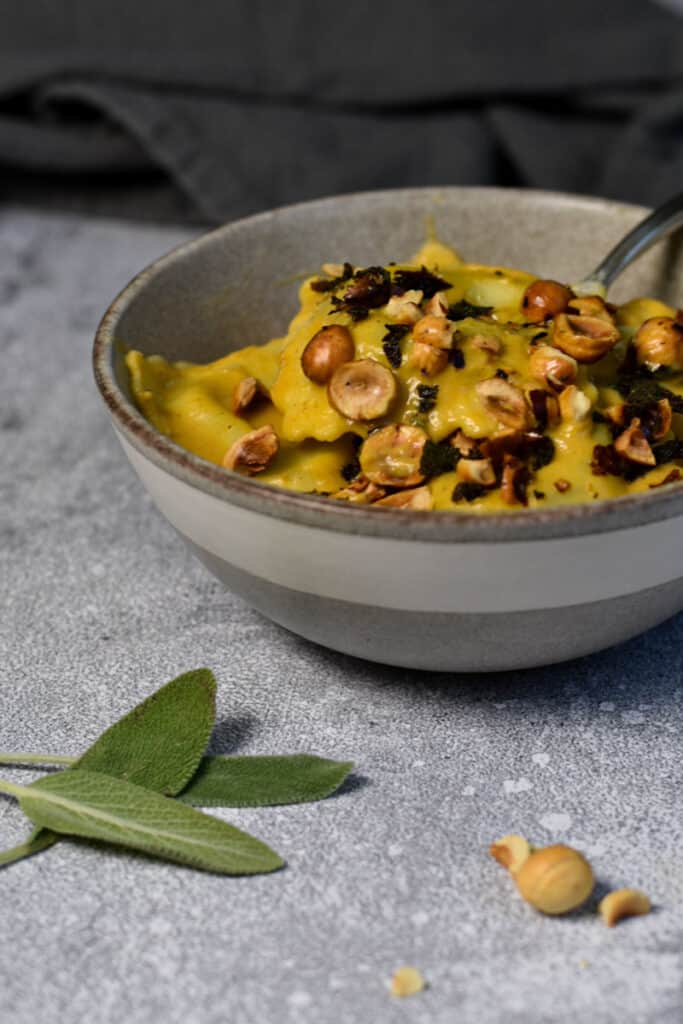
(93, 185, 683, 544)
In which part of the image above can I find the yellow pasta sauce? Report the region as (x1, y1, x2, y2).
(125, 241, 683, 511)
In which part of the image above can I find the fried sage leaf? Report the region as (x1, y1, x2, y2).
(5, 770, 283, 875)
(177, 754, 354, 808)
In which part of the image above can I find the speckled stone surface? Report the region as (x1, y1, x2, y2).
(0, 207, 682, 1024)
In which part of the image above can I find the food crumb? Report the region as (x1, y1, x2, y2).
(389, 965, 426, 997)
(578, 959, 590, 969)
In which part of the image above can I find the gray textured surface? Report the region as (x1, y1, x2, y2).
(0, 207, 682, 1024)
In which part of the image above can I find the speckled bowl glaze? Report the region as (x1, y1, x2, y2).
(93, 187, 683, 671)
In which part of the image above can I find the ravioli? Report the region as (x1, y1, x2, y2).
(125, 240, 683, 511)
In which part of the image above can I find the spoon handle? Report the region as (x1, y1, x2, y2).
(588, 191, 683, 290)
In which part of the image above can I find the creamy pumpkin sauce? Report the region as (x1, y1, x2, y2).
(126, 241, 683, 511)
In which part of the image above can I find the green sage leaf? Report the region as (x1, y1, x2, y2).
(177, 754, 354, 807)
(76, 668, 216, 796)
(0, 830, 58, 868)
(17, 770, 283, 875)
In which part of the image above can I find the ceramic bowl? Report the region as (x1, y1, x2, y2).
(93, 187, 683, 671)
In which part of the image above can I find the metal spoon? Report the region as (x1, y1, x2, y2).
(572, 190, 683, 297)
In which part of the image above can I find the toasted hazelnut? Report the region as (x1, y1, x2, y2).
(386, 289, 424, 324)
(424, 290, 449, 317)
(470, 333, 502, 356)
(552, 314, 620, 363)
(359, 424, 428, 487)
(651, 398, 673, 440)
(457, 457, 496, 487)
(568, 294, 615, 322)
(327, 359, 397, 421)
(528, 345, 578, 390)
(232, 376, 269, 415)
(599, 888, 651, 928)
(222, 425, 279, 475)
(450, 430, 480, 457)
(490, 834, 532, 875)
(521, 279, 573, 323)
(558, 385, 592, 423)
(331, 478, 386, 504)
(375, 486, 433, 510)
(515, 844, 594, 915)
(412, 314, 456, 350)
(501, 455, 530, 506)
(554, 478, 571, 493)
(528, 388, 560, 430)
(634, 316, 683, 370)
(614, 418, 656, 466)
(321, 262, 345, 278)
(389, 966, 425, 998)
(476, 377, 533, 431)
(301, 325, 355, 384)
(411, 341, 449, 377)
(603, 403, 626, 427)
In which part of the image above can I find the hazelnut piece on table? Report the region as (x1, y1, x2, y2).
(552, 313, 620, 363)
(222, 425, 279, 475)
(490, 834, 532, 875)
(360, 424, 428, 488)
(327, 359, 397, 421)
(389, 966, 425, 998)
(634, 316, 683, 370)
(521, 279, 573, 323)
(599, 888, 651, 928)
(301, 325, 355, 384)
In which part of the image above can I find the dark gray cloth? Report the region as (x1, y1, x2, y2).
(2, 1, 683, 222)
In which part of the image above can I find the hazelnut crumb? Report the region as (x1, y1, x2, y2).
(389, 966, 426, 998)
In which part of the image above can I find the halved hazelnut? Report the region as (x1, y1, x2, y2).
(410, 341, 449, 377)
(476, 377, 533, 431)
(375, 486, 433, 510)
(521, 279, 573, 323)
(552, 313, 620, 363)
(457, 457, 496, 487)
(470, 333, 502, 356)
(558, 385, 592, 423)
(528, 345, 578, 390)
(450, 430, 481, 457)
(501, 454, 530, 506)
(412, 314, 456, 350)
(232, 376, 269, 415)
(301, 325, 355, 384)
(614, 418, 656, 466)
(424, 291, 449, 317)
(599, 888, 651, 928)
(331, 478, 386, 504)
(359, 424, 428, 487)
(567, 294, 615, 322)
(650, 398, 673, 440)
(490, 834, 532, 875)
(634, 316, 683, 370)
(222, 425, 279, 475)
(385, 289, 423, 324)
(327, 359, 397, 421)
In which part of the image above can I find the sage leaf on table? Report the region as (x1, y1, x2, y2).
(178, 754, 354, 807)
(76, 667, 216, 794)
(4, 770, 283, 875)
(24, 668, 218, 864)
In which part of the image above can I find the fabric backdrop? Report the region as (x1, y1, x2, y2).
(2, 1, 683, 223)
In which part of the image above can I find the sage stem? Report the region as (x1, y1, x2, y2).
(0, 753, 76, 767)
